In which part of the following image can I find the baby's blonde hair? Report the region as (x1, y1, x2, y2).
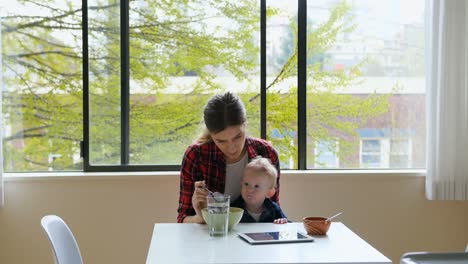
(243, 156, 277, 188)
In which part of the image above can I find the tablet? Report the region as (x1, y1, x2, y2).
(238, 231, 314, 245)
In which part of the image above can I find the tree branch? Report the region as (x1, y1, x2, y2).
(3, 125, 50, 141)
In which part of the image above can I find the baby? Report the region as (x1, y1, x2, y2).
(231, 156, 288, 224)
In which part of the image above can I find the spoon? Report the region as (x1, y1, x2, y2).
(202, 183, 225, 202)
(326, 212, 343, 222)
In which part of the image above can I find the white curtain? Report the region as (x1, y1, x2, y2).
(426, 0, 468, 200)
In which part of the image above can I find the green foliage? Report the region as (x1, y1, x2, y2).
(1, 0, 391, 171)
(264, 1, 390, 168)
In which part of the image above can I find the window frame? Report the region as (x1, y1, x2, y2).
(82, 0, 272, 172)
(80, 0, 423, 172)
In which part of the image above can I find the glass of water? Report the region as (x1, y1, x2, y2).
(206, 194, 230, 237)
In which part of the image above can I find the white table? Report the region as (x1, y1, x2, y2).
(146, 222, 391, 264)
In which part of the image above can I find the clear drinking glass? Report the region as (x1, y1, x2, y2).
(206, 194, 230, 237)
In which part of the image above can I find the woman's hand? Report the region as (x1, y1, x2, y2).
(192, 180, 209, 222)
(273, 218, 288, 224)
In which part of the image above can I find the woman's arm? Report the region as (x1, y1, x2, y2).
(177, 145, 205, 223)
(182, 214, 204, 223)
(182, 181, 208, 223)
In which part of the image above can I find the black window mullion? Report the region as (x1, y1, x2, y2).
(121, 0, 130, 165)
(83, 0, 182, 172)
(297, 0, 307, 170)
(83, 0, 90, 171)
(260, 0, 267, 140)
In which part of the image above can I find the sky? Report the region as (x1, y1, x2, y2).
(268, 0, 425, 40)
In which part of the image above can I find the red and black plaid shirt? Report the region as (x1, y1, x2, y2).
(177, 136, 281, 223)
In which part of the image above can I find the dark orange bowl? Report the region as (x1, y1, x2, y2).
(302, 216, 331, 235)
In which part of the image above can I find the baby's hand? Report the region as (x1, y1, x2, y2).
(273, 218, 288, 224)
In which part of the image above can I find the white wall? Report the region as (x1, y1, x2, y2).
(0, 172, 467, 264)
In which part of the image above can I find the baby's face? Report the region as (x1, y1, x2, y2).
(241, 170, 273, 207)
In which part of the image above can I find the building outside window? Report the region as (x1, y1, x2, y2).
(314, 140, 339, 168)
(390, 138, 412, 168)
(361, 139, 383, 168)
(360, 137, 412, 168)
(1, 0, 426, 172)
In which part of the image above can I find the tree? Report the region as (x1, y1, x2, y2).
(1, 0, 390, 171)
(261, 2, 389, 168)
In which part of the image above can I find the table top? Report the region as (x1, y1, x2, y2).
(146, 222, 391, 264)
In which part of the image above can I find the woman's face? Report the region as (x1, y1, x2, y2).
(211, 125, 246, 163)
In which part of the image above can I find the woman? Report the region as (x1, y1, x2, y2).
(177, 92, 281, 223)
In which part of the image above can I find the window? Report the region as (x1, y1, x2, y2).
(86, 0, 261, 170)
(1, 0, 425, 172)
(390, 138, 411, 168)
(314, 140, 339, 168)
(361, 139, 383, 168)
(2, 0, 83, 172)
(360, 137, 412, 168)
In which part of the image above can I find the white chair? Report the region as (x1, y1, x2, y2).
(41, 215, 83, 264)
